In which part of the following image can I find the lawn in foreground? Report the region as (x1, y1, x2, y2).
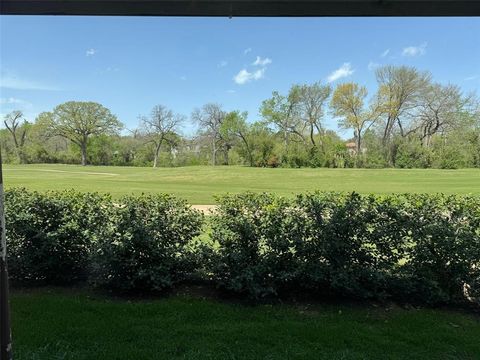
(11, 289, 480, 360)
(4, 164, 480, 204)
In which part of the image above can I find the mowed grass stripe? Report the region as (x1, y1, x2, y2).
(4, 164, 480, 204)
(11, 289, 480, 360)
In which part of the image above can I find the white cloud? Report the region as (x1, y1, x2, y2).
(233, 55, 271, 84)
(180, 75, 187, 81)
(0, 98, 32, 115)
(381, 49, 390, 58)
(244, 48, 252, 55)
(327, 63, 354, 83)
(218, 60, 228, 68)
(233, 68, 265, 85)
(86, 48, 97, 57)
(227, 89, 236, 93)
(0, 97, 29, 105)
(368, 61, 380, 71)
(402, 43, 427, 57)
(0, 73, 60, 91)
(464, 75, 478, 81)
(252, 56, 272, 66)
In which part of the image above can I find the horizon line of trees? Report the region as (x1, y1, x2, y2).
(2, 65, 480, 169)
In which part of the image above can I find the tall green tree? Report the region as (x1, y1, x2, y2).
(330, 83, 377, 158)
(42, 101, 122, 165)
(192, 103, 225, 166)
(140, 105, 184, 168)
(374, 65, 431, 165)
(220, 111, 255, 166)
(416, 84, 472, 147)
(3, 111, 29, 163)
(260, 91, 304, 156)
(293, 82, 331, 147)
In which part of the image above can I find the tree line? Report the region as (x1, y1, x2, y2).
(2, 65, 479, 169)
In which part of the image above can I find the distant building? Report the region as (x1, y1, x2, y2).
(345, 141, 366, 155)
(345, 142, 357, 155)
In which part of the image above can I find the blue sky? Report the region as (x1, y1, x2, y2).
(0, 16, 479, 137)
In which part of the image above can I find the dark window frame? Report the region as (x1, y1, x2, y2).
(1, 0, 479, 17)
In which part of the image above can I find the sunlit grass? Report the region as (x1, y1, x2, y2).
(11, 288, 480, 360)
(4, 164, 480, 204)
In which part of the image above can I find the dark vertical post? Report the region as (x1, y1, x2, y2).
(0, 148, 13, 360)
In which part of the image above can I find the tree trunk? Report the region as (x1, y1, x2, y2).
(356, 130, 362, 155)
(283, 128, 288, 160)
(239, 132, 254, 167)
(16, 149, 26, 164)
(224, 145, 229, 165)
(153, 142, 162, 168)
(389, 142, 398, 167)
(355, 130, 362, 168)
(80, 142, 88, 166)
(248, 152, 254, 167)
(212, 138, 216, 166)
(314, 123, 324, 150)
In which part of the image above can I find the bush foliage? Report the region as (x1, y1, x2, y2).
(90, 194, 204, 293)
(5, 188, 108, 285)
(5, 188, 480, 305)
(5, 189, 203, 292)
(210, 192, 480, 305)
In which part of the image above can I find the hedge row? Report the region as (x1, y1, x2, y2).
(211, 192, 480, 305)
(5, 189, 204, 292)
(5, 189, 480, 305)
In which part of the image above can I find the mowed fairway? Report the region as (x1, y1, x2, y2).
(3, 164, 480, 204)
(11, 289, 480, 360)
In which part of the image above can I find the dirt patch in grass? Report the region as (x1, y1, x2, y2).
(191, 204, 217, 214)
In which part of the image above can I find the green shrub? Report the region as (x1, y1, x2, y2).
(210, 193, 304, 298)
(210, 192, 480, 305)
(296, 193, 410, 299)
(5, 188, 479, 305)
(394, 194, 480, 304)
(395, 140, 432, 168)
(5, 189, 204, 292)
(90, 194, 204, 293)
(5, 188, 109, 285)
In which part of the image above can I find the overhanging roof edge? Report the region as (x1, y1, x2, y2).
(1, 0, 480, 16)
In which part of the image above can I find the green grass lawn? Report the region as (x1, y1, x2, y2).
(3, 164, 480, 204)
(11, 288, 480, 360)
